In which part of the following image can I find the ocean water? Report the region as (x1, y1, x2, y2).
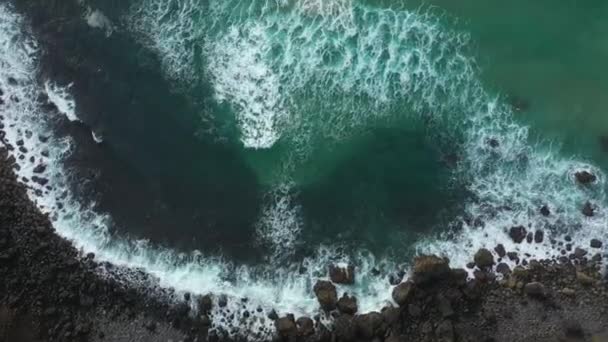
(1, 0, 608, 339)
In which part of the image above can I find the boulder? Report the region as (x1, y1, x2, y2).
(296, 316, 314, 337)
(436, 320, 455, 342)
(573, 247, 588, 259)
(450, 268, 468, 287)
(354, 312, 384, 339)
(313, 280, 337, 311)
(575, 171, 597, 184)
(590, 239, 603, 248)
(509, 226, 527, 243)
(336, 293, 357, 315)
(474, 248, 494, 268)
(392, 281, 414, 306)
(524, 282, 545, 298)
(333, 315, 356, 341)
(494, 244, 506, 258)
(198, 295, 212, 314)
(540, 205, 551, 216)
(33, 164, 46, 174)
(412, 255, 450, 284)
(275, 316, 297, 340)
(496, 263, 511, 275)
(582, 202, 595, 217)
(534, 230, 544, 243)
(329, 264, 355, 284)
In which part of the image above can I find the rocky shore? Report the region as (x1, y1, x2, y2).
(2, 141, 608, 342)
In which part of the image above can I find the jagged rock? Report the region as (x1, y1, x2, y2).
(524, 282, 546, 298)
(575, 171, 597, 184)
(509, 226, 527, 243)
(329, 264, 355, 284)
(576, 272, 595, 286)
(574, 247, 588, 259)
(496, 263, 511, 275)
(334, 315, 355, 341)
(494, 244, 506, 258)
(590, 239, 603, 248)
(436, 295, 454, 318)
(540, 205, 551, 216)
(436, 320, 455, 342)
(275, 316, 297, 340)
(392, 281, 414, 306)
(33, 164, 46, 174)
(336, 293, 357, 315)
(198, 295, 212, 313)
(354, 312, 384, 339)
(507, 252, 519, 262)
(582, 202, 595, 217)
(474, 248, 494, 268)
(412, 255, 450, 284)
(313, 280, 337, 311)
(296, 316, 314, 337)
(534, 230, 544, 243)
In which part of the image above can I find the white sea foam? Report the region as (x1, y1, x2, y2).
(44, 81, 79, 122)
(84, 8, 114, 37)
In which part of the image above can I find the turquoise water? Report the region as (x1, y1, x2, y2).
(3, 0, 608, 336)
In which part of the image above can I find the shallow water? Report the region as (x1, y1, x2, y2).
(2, 0, 608, 339)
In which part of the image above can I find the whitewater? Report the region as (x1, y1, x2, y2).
(1, 1, 607, 340)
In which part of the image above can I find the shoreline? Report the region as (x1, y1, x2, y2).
(2, 142, 608, 341)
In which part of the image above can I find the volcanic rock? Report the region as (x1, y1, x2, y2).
(534, 230, 544, 243)
(296, 316, 314, 337)
(412, 255, 450, 284)
(582, 202, 595, 217)
(328, 264, 355, 284)
(354, 311, 384, 339)
(575, 171, 597, 184)
(494, 244, 506, 258)
(590, 239, 603, 248)
(392, 281, 414, 306)
(275, 316, 297, 340)
(524, 282, 546, 298)
(540, 205, 551, 216)
(336, 293, 357, 315)
(474, 248, 494, 268)
(313, 280, 337, 311)
(509, 226, 527, 243)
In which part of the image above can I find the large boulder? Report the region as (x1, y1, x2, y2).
(473, 248, 494, 268)
(412, 255, 450, 284)
(354, 312, 385, 339)
(313, 280, 337, 311)
(333, 315, 356, 341)
(509, 226, 527, 243)
(337, 293, 358, 315)
(296, 316, 314, 337)
(575, 171, 597, 184)
(275, 315, 297, 340)
(329, 264, 355, 284)
(392, 281, 414, 306)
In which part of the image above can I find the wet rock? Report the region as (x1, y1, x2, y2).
(436, 320, 455, 342)
(313, 280, 337, 311)
(31, 176, 48, 186)
(576, 272, 595, 286)
(408, 304, 422, 317)
(496, 263, 511, 275)
(296, 316, 314, 337)
(574, 247, 588, 259)
(388, 270, 405, 285)
(494, 244, 506, 258)
(474, 248, 494, 268)
(526, 232, 533, 243)
(198, 295, 212, 314)
(392, 281, 414, 306)
(217, 295, 228, 308)
(33, 164, 46, 174)
(575, 171, 597, 184)
(534, 230, 544, 243)
(354, 312, 384, 339)
(336, 293, 357, 315)
(590, 239, 603, 248)
(524, 282, 546, 298)
(540, 205, 551, 216)
(412, 255, 450, 284)
(334, 315, 355, 341)
(268, 309, 279, 321)
(436, 295, 454, 318)
(275, 316, 297, 340)
(509, 226, 527, 243)
(329, 264, 355, 284)
(450, 268, 468, 287)
(487, 138, 499, 148)
(582, 202, 595, 217)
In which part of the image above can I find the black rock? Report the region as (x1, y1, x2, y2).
(218, 295, 227, 308)
(534, 230, 544, 243)
(354, 312, 384, 339)
(275, 316, 297, 340)
(524, 282, 546, 298)
(526, 232, 533, 243)
(296, 316, 314, 337)
(540, 205, 551, 216)
(329, 264, 355, 284)
(574, 248, 588, 259)
(474, 248, 494, 268)
(313, 280, 337, 311)
(436, 295, 454, 318)
(575, 171, 597, 184)
(509, 226, 527, 243)
(496, 263, 511, 275)
(494, 244, 506, 258)
(590, 239, 603, 248)
(336, 293, 358, 315)
(392, 281, 414, 306)
(582, 202, 595, 217)
(198, 295, 212, 313)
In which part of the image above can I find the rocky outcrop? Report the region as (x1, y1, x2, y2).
(575, 171, 597, 184)
(328, 264, 355, 284)
(509, 226, 527, 243)
(313, 281, 337, 311)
